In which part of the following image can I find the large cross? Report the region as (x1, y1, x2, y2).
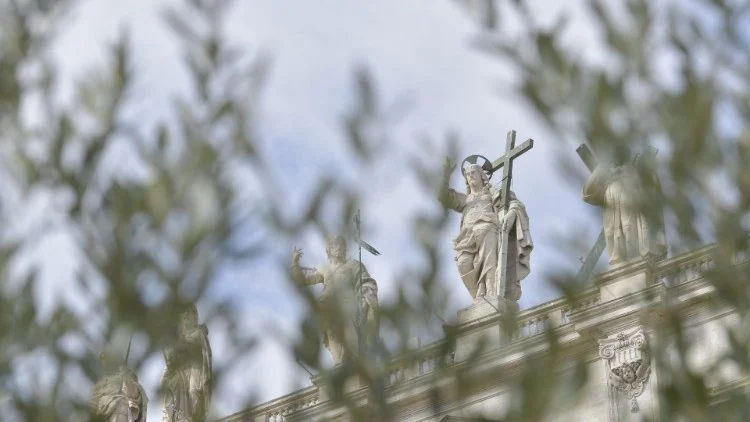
(574, 143, 606, 285)
(491, 130, 534, 299)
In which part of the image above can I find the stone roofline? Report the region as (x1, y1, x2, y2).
(218, 241, 749, 421)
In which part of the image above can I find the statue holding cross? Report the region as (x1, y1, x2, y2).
(440, 130, 534, 302)
(578, 143, 667, 274)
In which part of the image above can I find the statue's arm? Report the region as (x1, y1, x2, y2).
(292, 262, 323, 285)
(500, 201, 522, 232)
(357, 262, 379, 290)
(356, 262, 379, 329)
(291, 251, 324, 285)
(491, 187, 506, 213)
(439, 157, 465, 212)
(440, 185, 466, 212)
(297, 268, 324, 285)
(582, 165, 610, 205)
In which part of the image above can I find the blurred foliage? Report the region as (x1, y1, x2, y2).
(465, 0, 750, 420)
(474, 0, 750, 248)
(0, 0, 749, 421)
(1, 0, 264, 419)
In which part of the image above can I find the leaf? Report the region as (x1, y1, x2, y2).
(146, 175, 171, 227)
(536, 31, 566, 73)
(162, 8, 200, 42)
(212, 99, 233, 121)
(157, 124, 169, 152)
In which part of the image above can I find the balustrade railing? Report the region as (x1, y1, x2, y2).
(657, 254, 714, 287)
(560, 294, 601, 325)
(385, 346, 455, 387)
(222, 243, 750, 421)
(264, 393, 319, 422)
(654, 242, 750, 288)
(514, 314, 549, 339)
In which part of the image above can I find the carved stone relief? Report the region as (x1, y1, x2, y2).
(599, 328, 652, 419)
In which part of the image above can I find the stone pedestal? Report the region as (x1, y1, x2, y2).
(453, 297, 518, 362)
(311, 366, 364, 403)
(597, 259, 654, 303)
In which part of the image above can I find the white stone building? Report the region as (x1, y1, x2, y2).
(219, 243, 749, 421)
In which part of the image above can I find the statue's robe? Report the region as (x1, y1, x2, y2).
(296, 259, 379, 363)
(162, 325, 212, 422)
(90, 368, 148, 422)
(442, 185, 532, 300)
(442, 185, 501, 298)
(497, 197, 533, 301)
(583, 162, 667, 266)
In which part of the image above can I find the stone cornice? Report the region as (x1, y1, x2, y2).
(594, 258, 656, 285)
(294, 323, 597, 421)
(570, 282, 662, 334)
(654, 243, 717, 274)
(218, 385, 318, 421)
(217, 241, 749, 421)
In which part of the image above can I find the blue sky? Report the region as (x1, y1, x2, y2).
(31, 0, 642, 419)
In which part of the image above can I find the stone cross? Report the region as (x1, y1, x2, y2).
(491, 130, 534, 299)
(575, 143, 607, 284)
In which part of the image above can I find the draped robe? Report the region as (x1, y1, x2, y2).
(162, 325, 212, 422)
(583, 162, 667, 266)
(498, 197, 533, 301)
(90, 368, 148, 422)
(295, 259, 379, 364)
(442, 186, 533, 300)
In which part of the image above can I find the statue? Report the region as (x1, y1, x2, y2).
(291, 235, 379, 364)
(90, 353, 148, 422)
(162, 305, 212, 422)
(440, 157, 533, 301)
(582, 148, 667, 266)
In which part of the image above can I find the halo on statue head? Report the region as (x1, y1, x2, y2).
(461, 155, 493, 180)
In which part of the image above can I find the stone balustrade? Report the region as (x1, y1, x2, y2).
(265, 393, 319, 422)
(560, 291, 601, 325)
(219, 387, 318, 422)
(387, 365, 406, 386)
(218, 243, 750, 421)
(656, 250, 715, 287)
(385, 343, 455, 387)
(515, 314, 549, 339)
(654, 243, 749, 287)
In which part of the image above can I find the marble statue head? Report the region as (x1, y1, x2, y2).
(462, 163, 490, 193)
(325, 236, 347, 261)
(180, 305, 199, 333)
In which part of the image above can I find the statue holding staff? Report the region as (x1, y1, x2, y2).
(90, 342, 148, 422)
(291, 235, 379, 364)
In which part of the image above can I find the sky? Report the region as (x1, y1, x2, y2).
(25, 0, 633, 419)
